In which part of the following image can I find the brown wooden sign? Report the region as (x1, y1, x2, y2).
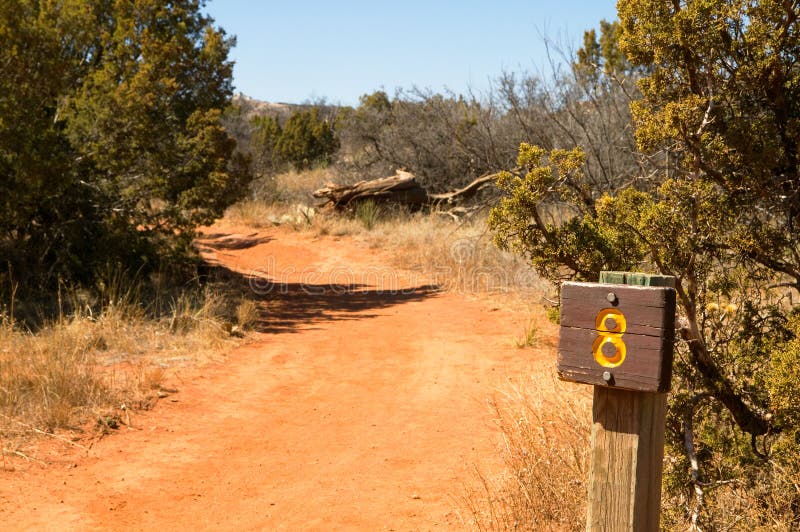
(557, 281, 676, 393)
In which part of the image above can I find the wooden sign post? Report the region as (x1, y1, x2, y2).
(557, 271, 676, 531)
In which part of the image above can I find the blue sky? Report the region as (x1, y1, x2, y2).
(205, 1, 619, 107)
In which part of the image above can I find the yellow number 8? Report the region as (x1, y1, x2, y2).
(592, 308, 627, 368)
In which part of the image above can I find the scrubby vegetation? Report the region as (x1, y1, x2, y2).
(0, 267, 258, 447)
(461, 377, 591, 530)
(0, 0, 250, 297)
(488, 2, 800, 529)
(224, 20, 636, 199)
(0, 1, 254, 445)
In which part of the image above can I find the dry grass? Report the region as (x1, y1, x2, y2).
(227, 192, 550, 298)
(309, 212, 363, 237)
(226, 167, 337, 228)
(0, 278, 254, 448)
(224, 199, 282, 228)
(225, 200, 318, 230)
(460, 376, 592, 531)
(235, 298, 260, 330)
(330, 211, 550, 296)
(229, 165, 551, 296)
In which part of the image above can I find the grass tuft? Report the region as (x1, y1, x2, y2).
(513, 318, 538, 349)
(355, 200, 383, 230)
(235, 299, 260, 330)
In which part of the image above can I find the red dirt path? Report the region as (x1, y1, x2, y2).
(0, 223, 556, 531)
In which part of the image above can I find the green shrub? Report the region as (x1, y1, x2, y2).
(274, 108, 339, 170)
(0, 0, 251, 294)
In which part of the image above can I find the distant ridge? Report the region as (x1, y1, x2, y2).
(232, 93, 341, 121)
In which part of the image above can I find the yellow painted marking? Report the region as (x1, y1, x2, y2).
(592, 308, 627, 368)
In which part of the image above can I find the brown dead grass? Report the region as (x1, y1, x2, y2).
(460, 376, 591, 531)
(354, 212, 549, 295)
(228, 196, 550, 298)
(244, 167, 337, 206)
(0, 278, 254, 449)
(226, 167, 337, 228)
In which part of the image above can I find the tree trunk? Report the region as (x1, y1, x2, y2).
(313, 170, 502, 210)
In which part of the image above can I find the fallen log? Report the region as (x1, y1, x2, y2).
(312, 170, 429, 208)
(313, 170, 504, 210)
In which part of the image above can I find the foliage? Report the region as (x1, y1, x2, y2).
(250, 114, 283, 175)
(618, 0, 800, 290)
(0, 0, 250, 293)
(490, 2, 800, 527)
(574, 19, 632, 81)
(488, 144, 643, 282)
(230, 105, 339, 192)
(274, 108, 338, 170)
(227, 21, 642, 199)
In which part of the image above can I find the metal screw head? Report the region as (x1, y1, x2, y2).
(606, 292, 618, 305)
(602, 371, 613, 383)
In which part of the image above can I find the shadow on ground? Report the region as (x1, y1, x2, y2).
(207, 264, 440, 335)
(195, 233, 274, 251)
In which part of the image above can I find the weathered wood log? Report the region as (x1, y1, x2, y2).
(313, 170, 504, 210)
(312, 170, 429, 208)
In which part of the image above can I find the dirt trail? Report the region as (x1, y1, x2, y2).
(0, 223, 555, 531)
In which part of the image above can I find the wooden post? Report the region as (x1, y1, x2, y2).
(556, 271, 676, 531)
(586, 272, 675, 531)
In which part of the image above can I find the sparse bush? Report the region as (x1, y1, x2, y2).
(338, 89, 516, 192)
(335, 26, 640, 196)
